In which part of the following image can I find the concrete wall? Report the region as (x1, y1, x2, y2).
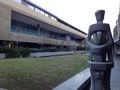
(0, 53, 5, 59)
(30, 51, 74, 57)
(0, 1, 11, 41)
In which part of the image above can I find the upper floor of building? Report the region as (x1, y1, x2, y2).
(0, 0, 87, 47)
(12, 0, 87, 37)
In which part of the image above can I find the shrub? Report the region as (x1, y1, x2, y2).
(0, 47, 30, 58)
(6, 48, 20, 58)
(30, 47, 57, 52)
(0, 46, 68, 58)
(19, 48, 30, 57)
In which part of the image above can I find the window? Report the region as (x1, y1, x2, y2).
(15, 0, 21, 3)
(45, 13, 49, 17)
(28, 5, 34, 10)
(40, 11, 45, 15)
(35, 8, 40, 13)
(40, 28, 49, 37)
(11, 20, 38, 36)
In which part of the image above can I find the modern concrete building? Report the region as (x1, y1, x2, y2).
(0, 0, 87, 51)
(113, 17, 120, 46)
(113, 6, 120, 54)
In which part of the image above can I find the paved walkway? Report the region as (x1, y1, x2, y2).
(53, 56, 120, 90)
(111, 57, 120, 90)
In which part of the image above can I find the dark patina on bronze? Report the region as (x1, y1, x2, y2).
(87, 10, 114, 90)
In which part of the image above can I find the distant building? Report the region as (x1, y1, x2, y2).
(0, 0, 87, 51)
(114, 5, 120, 45)
(113, 6, 120, 54)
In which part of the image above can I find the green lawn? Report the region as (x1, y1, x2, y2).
(0, 54, 88, 90)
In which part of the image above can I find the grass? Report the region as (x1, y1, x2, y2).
(0, 54, 88, 90)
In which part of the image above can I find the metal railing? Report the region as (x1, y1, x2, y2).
(14, 0, 87, 35)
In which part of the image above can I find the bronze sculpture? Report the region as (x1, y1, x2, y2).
(87, 10, 114, 90)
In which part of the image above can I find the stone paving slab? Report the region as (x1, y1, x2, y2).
(111, 59, 120, 90)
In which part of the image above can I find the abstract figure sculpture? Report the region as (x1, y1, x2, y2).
(87, 10, 114, 90)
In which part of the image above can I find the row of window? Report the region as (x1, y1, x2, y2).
(11, 26, 38, 36)
(14, 0, 57, 21)
(11, 25, 67, 41)
(11, 20, 67, 40)
(11, 25, 81, 43)
(11, 19, 80, 43)
(15, 0, 21, 3)
(11, 25, 81, 44)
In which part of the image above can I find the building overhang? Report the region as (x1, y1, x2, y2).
(0, 0, 87, 39)
(12, 11, 85, 39)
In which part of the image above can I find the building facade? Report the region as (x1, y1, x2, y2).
(113, 6, 120, 54)
(0, 0, 87, 51)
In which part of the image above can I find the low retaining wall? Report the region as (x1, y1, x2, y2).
(0, 53, 5, 59)
(30, 51, 74, 57)
(75, 51, 88, 54)
(0, 51, 87, 58)
(53, 68, 90, 90)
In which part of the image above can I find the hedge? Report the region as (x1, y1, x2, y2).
(0, 46, 71, 58)
(0, 47, 30, 58)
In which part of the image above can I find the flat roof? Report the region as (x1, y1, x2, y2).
(23, 0, 87, 35)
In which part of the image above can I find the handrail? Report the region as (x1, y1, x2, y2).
(23, 0, 58, 19)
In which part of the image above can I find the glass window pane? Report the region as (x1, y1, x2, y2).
(15, 0, 21, 3)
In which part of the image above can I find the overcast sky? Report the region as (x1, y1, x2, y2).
(30, 0, 120, 33)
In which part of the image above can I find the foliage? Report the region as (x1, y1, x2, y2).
(0, 47, 30, 58)
(19, 47, 30, 57)
(6, 48, 20, 58)
(0, 46, 85, 58)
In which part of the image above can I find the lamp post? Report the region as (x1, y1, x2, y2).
(87, 10, 114, 90)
